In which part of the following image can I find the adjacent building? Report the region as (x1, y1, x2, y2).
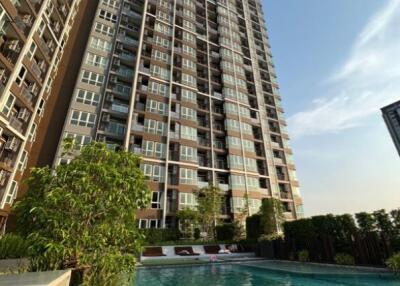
(52, 0, 304, 229)
(0, 0, 82, 232)
(382, 100, 400, 156)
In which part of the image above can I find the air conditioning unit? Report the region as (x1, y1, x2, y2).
(5, 136, 19, 151)
(102, 114, 110, 122)
(18, 108, 30, 122)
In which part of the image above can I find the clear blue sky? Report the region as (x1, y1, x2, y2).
(262, 0, 400, 216)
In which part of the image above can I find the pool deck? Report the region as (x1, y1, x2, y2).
(140, 244, 256, 263)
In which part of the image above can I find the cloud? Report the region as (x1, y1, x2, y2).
(288, 0, 400, 138)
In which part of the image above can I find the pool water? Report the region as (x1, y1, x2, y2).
(135, 261, 400, 286)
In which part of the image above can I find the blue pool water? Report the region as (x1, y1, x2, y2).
(135, 261, 400, 286)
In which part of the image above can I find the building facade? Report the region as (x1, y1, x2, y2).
(0, 0, 83, 232)
(382, 100, 400, 156)
(52, 0, 304, 229)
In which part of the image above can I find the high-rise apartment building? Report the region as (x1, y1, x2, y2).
(382, 100, 400, 156)
(0, 0, 82, 232)
(53, 0, 303, 229)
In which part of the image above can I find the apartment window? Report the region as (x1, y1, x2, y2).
(183, 8, 195, 20)
(225, 102, 238, 115)
(182, 31, 196, 43)
(65, 132, 92, 150)
(94, 22, 115, 37)
(27, 42, 37, 59)
(247, 176, 260, 189)
(182, 58, 196, 71)
(229, 155, 244, 170)
(244, 157, 257, 172)
(230, 175, 245, 188)
(179, 192, 197, 208)
(156, 10, 172, 23)
(151, 191, 161, 209)
(182, 19, 195, 31)
(179, 168, 197, 185)
(158, 0, 172, 10)
(154, 35, 170, 48)
(231, 197, 245, 213)
(37, 20, 46, 36)
(70, 110, 96, 127)
(180, 145, 197, 162)
(4, 181, 17, 205)
(181, 73, 196, 87)
(15, 66, 27, 86)
(90, 37, 112, 52)
(150, 65, 169, 80)
(152, 49, 170, 63)
(182, 44, 196, 57)
(239, 106, 251, 119)
(1, 93, 15, 117)
(154, 21, 171, 36)
(17, 150, 28, 171)
(76, 89, 100, 106)
(142, 140, 165, 158)
(102, 0, 120, 8)
(226, 119, 240, 132)
(181, 89, 196, 103)
(28, 123, 37, 142)
(241, 122, 252, 134)
(149, 81, 168, 97)
(144, 119, 165, 135)
(81, 70, 104, 86)
(85, 52, 108, 68)
(99, 9, 117, 23)
(181, 106, 196, 121)
(226, 136, 240, 150)
(146, 99, 167, 115)
(180, 125, 197, 141)
(243, 139, 255, 152)
(37, 99, 45, 117)
(141, 164, 165, 182)
(248, 198, 262, 215)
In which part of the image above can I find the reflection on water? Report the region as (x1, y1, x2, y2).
(135, 264, 400, 286)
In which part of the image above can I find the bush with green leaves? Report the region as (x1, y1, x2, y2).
(386, 253, 400, 272)
(216, 222, 243, 241)
(0, 234, 28, 259)
(13, 141, 151, 285)
(298, 250, 309, 262)
(334, 253, 355, 265)
(141, 228, 181, 245)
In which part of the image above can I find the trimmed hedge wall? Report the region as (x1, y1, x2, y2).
(140, 228, 181, 245)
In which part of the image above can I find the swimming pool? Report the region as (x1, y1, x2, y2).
(135, 260, 400, 286)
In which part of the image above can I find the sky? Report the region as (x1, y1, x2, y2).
(262, 0, 400, 217)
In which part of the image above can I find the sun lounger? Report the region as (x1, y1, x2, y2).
(143, 247, 166, 257)
(204, 245, 224, 254)
(175, 246, 200, 256)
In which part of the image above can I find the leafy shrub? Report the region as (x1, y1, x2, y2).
(0, 234, 28, 259)
(216, 224, 235, 241)
(258, 233, 283, 242)
(298, 250, 309, 262)
(386, 252, 400, 272)
(334, 253, 355, 265)
(246, 214, 261, 241)
(194, 228, 200, 240)
(141, 228, 181, 245)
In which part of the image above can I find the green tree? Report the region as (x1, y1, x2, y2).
(195, 185, 223, 240)
(390, 209, 400, 236)
(373, 209, 393, 236)
(13, 141, 151, 285)
(176, 208, 199, 239)
(259, 198, 284, 235)
(355, 212, 376, 234)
